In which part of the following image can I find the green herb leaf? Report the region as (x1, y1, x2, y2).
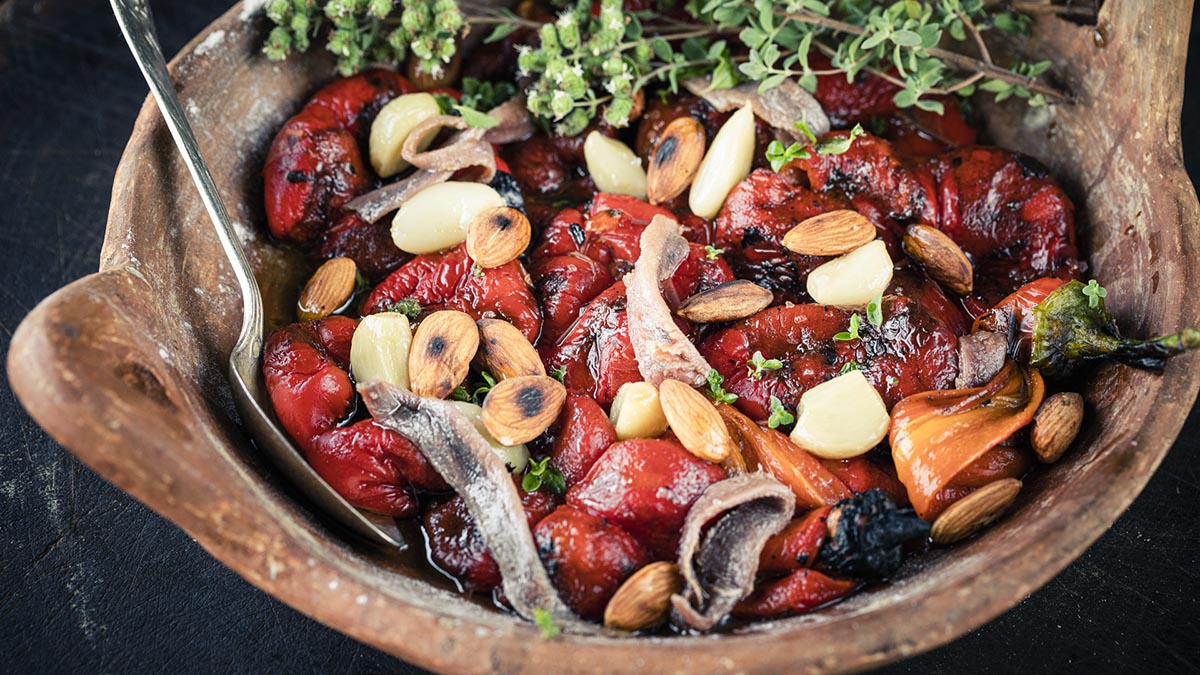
(1082, 279, 1107, 308)
(839, 360, 867, 375)
(550, 365, 567, 383)
(704, 245, 725, 260)
(747, 350, 784, 380)
(534, 608, 561, 639)
(866, 292, 884, 327)
(706, 368, 738, 405)
(387, 297, 422, 321)
(833, 314, 861, 341)
(454, 105, 500, 129)
(767, 395, 794, 429)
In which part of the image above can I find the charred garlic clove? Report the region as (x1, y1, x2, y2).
(688, 106, 755, 219)
(350, 312, 413, 390)
(583, 131, 648, 199)
(391, 182, 506, 254)
(789, 370, 889, 459)
(369, 92, 443, 177)
(806, 239, 894, 308)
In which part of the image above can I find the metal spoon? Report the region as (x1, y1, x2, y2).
(110, 0, 403, 547)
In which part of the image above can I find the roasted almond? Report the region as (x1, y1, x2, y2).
(676, 280, 773, 323)
(903, 224, 974, 296)
(1031, 391, 1084, 463)
(481, 375, 567, 446)
(603, 561, 683, 631)
(646, 117, 706, 205)
(407, 310, 480, 399)
(297, 257, 357, 321)
(658, 379, 732, 463)
(476, 318, 545, 380)
(782, 210, 877, 257)
(930, 478, 1022, 545)
(466, 206, 532, 269)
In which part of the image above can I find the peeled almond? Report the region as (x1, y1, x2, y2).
(658, 379, 732, 463)
(646, 117, 706, 205)
(449, 401, 529, 473)
(806, 239, 894, 308)
(584, 131, 648, 199)
(369, 92, 443, 177)
(688, 106, 755, 219)
(392, 182, 506, 254)
(609, 381, 668, 441)
(350, 312, 413, 390)
(789, 370, 889, 459)
(297, 257, 357, 321)
(476, 318, 545, 380)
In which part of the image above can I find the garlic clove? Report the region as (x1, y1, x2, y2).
(350, 312, 413, 390)
(584, 131, 648, 199)
(369, 93, 443, 178)
(449, 400, 529, 473)
(688, 106, 755, 219)
(609, 381, 668, 441)
(789, 370, 890, 459)
(806, 239, 894, 308)
(391, 182, 506, 255)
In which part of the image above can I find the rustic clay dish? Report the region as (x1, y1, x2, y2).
(8, 2, 1200, 673)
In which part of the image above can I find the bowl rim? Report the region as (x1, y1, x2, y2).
(11, 1, 1200, 673)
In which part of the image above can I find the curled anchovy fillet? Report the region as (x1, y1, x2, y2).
(359, 381, 595, 633)
(683, 76, 830, 140)
(671, 472, 795, 631)
(626, 215, 713, 387)
(347, 98, 534, 223)
(955, 330, 1007, 389)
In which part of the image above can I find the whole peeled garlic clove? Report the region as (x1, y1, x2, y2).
(806, 239, 894, 308)
(369, 92, 443, 178)
(789, 370, 890, 459)
(609, 381, 669, 441)
(688, 105, 755, 219)
(391, 181, 506, 255)
(350, 312, 414, 390)
(583, 131, 648, 199)
(449, 400, 530, 473)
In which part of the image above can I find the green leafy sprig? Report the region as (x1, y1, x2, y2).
(747, 350, 783, 380)
(767, 395, 794, 429)
(522, 457, 566, 495)
(706, 368, 739, 404)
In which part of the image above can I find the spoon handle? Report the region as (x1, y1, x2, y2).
(109, 0, 262, 347)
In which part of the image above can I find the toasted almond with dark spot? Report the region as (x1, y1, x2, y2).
(931, 478, 1022, 545)
(903, 223, 975, 295)
(646, 117, 706, 205)
(604, 561, 684, 631)
(476, 318, 545, 380)
(466, 206, 531, 269)
(407, 310, 480, 399)
(297, 257, 357, 321)
(782, 210, 877, 257)
(1031, 392, 1084, 463)
(676, 280, 773, 323)
(658, 379, 732, 463)
(481, 375, 566, 445)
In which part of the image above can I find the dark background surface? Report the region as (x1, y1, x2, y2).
(1, 1, 1198, 673)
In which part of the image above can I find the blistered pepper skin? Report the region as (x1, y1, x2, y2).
(547, 393, 618, 487)
(263, 107, 371, 244)
(759, 506, 833, 575)
(733, 568, 859, 619)
(533, 506, 649, 619)
(567, 439, 726, 560)
(363, 244, 542, 342)
(262, 316, 447, 516)
(699, 298, 959, 421)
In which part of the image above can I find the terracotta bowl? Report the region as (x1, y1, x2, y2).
(8, 2, 1200, 673)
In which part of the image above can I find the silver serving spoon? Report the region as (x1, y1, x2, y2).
(111, 0, 403, 547)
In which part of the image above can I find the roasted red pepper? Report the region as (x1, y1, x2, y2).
(733, 569, 858, 619)
(533, 505, 648, 619)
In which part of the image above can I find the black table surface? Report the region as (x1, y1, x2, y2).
(2, 1, 1199, 673)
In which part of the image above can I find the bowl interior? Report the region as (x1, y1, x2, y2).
(17, 1, 1200, 673)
